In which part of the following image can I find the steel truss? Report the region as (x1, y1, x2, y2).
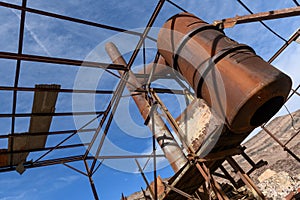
(0, 0, 299, 199)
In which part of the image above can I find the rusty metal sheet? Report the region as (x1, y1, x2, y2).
(0, 149, 8, 167)
(176, 98, 223, 153)
(8, 84, 60, 166)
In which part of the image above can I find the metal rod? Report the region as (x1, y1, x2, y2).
(0, 129, 96, 139)
(292, 0, 300, 6)
(236, 0, 287, 42)
(82, 73, 126, 161)
(0, 86, 114, 94)
(284, 129, 300, 146)
(88, 174, 100, 200)
(0, 51, 126, 70)
(146, 52, 160, 88)
(95, 154, 165, 160)
(92, 159, 104, 176)
(214, 6, 300, 28)
(87, 75, 129, 172)
(261, 126, 300, 162)
(126, 0, 166, 70)
(135, 159, 155, 199)
(10, 0, 27, 167)
(166, 0, 187, 12)
(150, 90, 192, 153)
(291, 88, 300, 96)
(0, 155, 86, 173)
(83, 159, 100, 200)
(33, 113, 102, 163)
(0, 143, 87, 155)
(219, 165, 239, 188)
(163, 182, 196, 199)
(0, 1, 156, 42)
(135, 87, 186, 95)
(133, 73, 175, 80)
(226, 157, 266, 199)
(152, 109, 158, 200)
(268, 28, 300, 63)
(0, 111, 104, 118)
(241, 150, 256, 167)
(195, 162, 229, 200)
(62, 162, 88, 176)
(287, 84, 300, 101)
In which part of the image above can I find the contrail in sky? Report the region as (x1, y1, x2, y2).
(10, 9, 52, 57)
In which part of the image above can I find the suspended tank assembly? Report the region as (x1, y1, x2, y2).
(157, 12, 292, 133)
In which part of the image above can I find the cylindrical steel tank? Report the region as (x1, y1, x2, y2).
(157, 12, 292, 133)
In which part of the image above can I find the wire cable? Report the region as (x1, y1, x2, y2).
(237, 0, 288, 43)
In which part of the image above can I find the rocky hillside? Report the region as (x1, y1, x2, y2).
(234, 109, 300, 199)
(125, 110, 300, 199)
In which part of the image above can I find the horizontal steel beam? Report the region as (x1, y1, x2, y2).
(0, 128, 96, 139)
(0, 111, 104, 118)
(0, 86, 114, 94)
(133, 87, 187, 95)
(95, 154, 165, 160)
(0, 143, 88, 155)
(0, 2, 156, 42)
(0, 155, 85, 173)
(214, 6, 300, 28)
(0, 52, 126, 70)
(0, 153, 166, 173)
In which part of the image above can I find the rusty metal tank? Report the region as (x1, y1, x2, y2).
(157, 12, 292, 133)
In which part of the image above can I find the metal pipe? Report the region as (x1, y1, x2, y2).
(157, 12, 292, 133)
(105, 42, 187, 172)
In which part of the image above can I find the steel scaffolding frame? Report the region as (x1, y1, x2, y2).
(0, 0, 299, 199)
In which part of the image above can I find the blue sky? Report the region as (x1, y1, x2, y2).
(0, 0, 299, 199)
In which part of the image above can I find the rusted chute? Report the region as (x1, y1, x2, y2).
(157, 12, 292, 133)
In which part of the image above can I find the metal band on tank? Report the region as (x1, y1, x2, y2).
(172, 24, 223, 72)
(196, 44, 255, 97)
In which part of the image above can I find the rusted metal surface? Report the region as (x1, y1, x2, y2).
(176, 98, 224, 153)
(213, 6, 300, 28)
(105, 42, 187, 172)
(157, 12, 292, 133)
(7, 84, 59, 167)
